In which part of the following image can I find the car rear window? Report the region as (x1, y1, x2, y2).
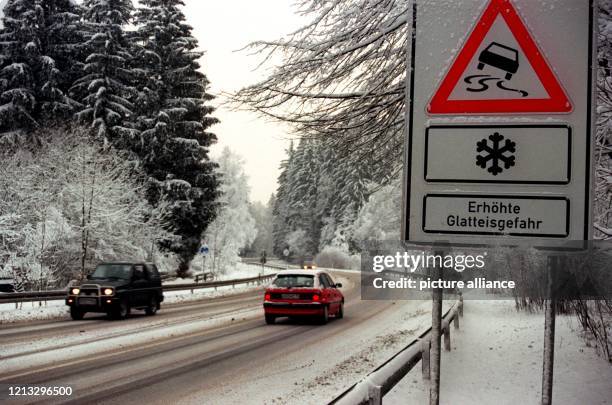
(273, 274, 315, 288)
(488, 43, 516, 60)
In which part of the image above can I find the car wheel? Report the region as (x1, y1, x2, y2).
(70, 307, 85, 320)
(337, 302, 344, 319)
(265, 314, 276, 325)
(319, 306, 329, 325)
(145, 296, 158, 316)
(113, 300, 130, 320)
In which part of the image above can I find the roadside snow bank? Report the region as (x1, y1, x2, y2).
(386, 300, 612, 405)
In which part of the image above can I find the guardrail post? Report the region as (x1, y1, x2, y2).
(422, 339, 431, 380)
(443, 327, 451, 352)
(367, 385, 382, 405)
(453, 313, 460, 330)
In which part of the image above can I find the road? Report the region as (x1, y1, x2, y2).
(0, 272, 432, 405)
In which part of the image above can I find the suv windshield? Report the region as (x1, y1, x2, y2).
(273, 274, 315, 288)
(91, 264, 132, 280)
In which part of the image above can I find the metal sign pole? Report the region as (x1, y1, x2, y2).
(541, 255, 557, 405)
(430, 249, 444, 405)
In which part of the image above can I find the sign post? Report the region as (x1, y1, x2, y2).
(541, 255, 558, 405)
(404, 0, 595, 403)
(200, 244, 209, 279)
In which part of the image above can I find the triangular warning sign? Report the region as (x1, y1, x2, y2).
(428, 0, 571, 115)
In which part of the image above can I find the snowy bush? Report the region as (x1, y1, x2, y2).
(315, 246, 359, 270)
(350, 179, 401, 250)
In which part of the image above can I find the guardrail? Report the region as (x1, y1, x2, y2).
(0, 273, 278, 306)
(329, 294, 464, 405)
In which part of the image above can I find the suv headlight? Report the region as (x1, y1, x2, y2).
(103, 288, 114, 296)
(70, 288, 80, 295)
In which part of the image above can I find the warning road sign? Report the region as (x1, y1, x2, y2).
(427, 0, 572, 115)
(403, 0, 595, 247)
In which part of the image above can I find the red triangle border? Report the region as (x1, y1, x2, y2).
(427, 0, 572, 115)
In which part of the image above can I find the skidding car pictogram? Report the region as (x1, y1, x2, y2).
(477, 42, 519, 80)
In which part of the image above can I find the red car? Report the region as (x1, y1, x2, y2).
(263, 270, 344, 324)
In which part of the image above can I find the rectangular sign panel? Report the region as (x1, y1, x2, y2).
(425, 125, 571, 184)
(423, 195, 569, 237)
(403, 0, 594, 247)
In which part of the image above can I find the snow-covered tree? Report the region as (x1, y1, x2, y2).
(0, 0, 81, 142)
(72, 0, 138, 142)
(271, 137, 371, 257)
(0, 127, 173, 288)
(567, 0, 612, 361)
(350, 179, 401, 250)
(133, 0, 219, 276)
(246, 196, 275, 258)
(272, 142, 294, 256)
(53, 137, 170, 277)
(39, 0, 86, 119)
(231, 0, 408, 182)
(203, 148, 256, 275)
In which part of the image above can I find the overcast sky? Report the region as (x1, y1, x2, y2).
(182, 1, 306, 203)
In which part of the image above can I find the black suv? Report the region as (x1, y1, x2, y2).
(66, 262, 164, 320)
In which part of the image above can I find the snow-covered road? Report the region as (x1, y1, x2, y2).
(0, 271, 434, 405)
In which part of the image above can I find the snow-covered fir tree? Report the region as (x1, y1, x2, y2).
(272, 142, 294, 257)
(272, 138, 370, 258)
(133, 0, 219, 276)
(40, 0, 86, 119)
(0, 0, 81, 141)
(72, 0, 138, 142)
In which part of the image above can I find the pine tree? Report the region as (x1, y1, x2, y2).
(272, 142, 294, 256)
(0, 0, 80, 139)
(133, 0, 219, 275)
(271, 138, 371, 257)
(0, 0, 39, 136)
(40, 0, 86, 121)
(72, 0, 138, 142)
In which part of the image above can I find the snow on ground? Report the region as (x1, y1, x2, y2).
(165, 261, 278, 285)
(277, 300, 446, 405)
(0, 300, 68, 324)
(386, 300, 612, 405)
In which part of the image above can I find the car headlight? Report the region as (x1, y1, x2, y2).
(71, 288, 80, 295)
(103, 288, 114, 296)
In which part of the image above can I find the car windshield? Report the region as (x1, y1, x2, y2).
(273, 274, 314, 288)
(91, 264, 132, 280)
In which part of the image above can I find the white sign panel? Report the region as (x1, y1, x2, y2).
(425, 125, 570, 184)
(423, 195, 569, 237)
(403, 0, 595, 246)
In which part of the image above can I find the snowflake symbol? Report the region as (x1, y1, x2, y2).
(476, 132, 516, 176)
